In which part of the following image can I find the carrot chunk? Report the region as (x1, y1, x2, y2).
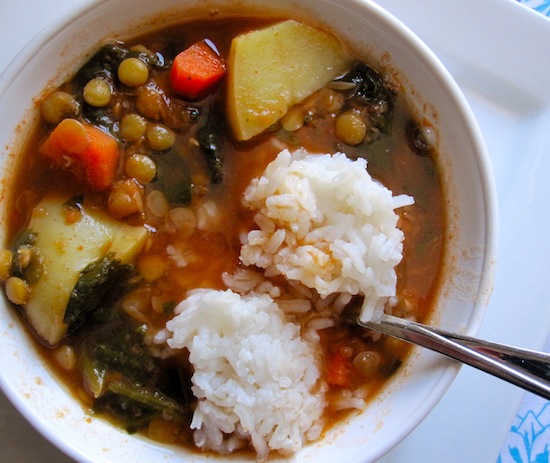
(170, 40, 227, 100)
(40, 118, 119, 191)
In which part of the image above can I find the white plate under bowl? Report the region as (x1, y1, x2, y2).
(0, 0, 496, 462)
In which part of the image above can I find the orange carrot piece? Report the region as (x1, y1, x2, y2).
(170, 40, 226, 100)
(40, 118, 119, 191)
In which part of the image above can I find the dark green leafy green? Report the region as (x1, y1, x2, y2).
(81, 352, 108, 399)
(64, 254, 132, 333)
(78, 309, 192, 433)
(74, 43, 170, 135)
(94, 379, 186, 433)
(75, 43, 169, 89)
(87, 321, 155, 383)
(149, 147, 193, 206)
(333, 63, 394, 136)
(9, 230, 42, 284)
(62, 195, 85, 212)
(82, 106, 119, 135)
(197, 122, 224, 185)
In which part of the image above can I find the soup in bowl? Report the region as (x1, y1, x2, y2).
(0, 0, 496, 462)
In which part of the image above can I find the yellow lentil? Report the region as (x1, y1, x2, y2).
(148, 417, 180, 444)
(334, 110, 367, 146)
(108, 179, 144, 219)
(280, 106, 306, 132)
(130, 44, 153, 55)
(146, 190, 169, 218)
(352, 351, 381, 379)
(118, 57, 149, 87)
(40, 91, 80, 125)
(16, 246, 32, 270)
(120, 113, 147, 142)
(138, 254, 167, 282)
(146, 124, 175, 151)
(122, 289, 150, 313)
(5, 277, 29, 305)
(168, 207, 197, 239)
(125, 154, 157, 184)
(135, 87, 164, 120)
(83, 78, 112, 107)
(0, 249, 13, 280)
(318, 88, 345, 114)
(54, 345, 76, 370)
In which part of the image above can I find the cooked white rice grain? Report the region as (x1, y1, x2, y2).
(277, 298, 312, 314)
(329, 389, 367, 411)
(166, 289, 325, 460)
(196, 199, 222, 231)
(306, 317, 335, 330)
(240, 149, 413, 322)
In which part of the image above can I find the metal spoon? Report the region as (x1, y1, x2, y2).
(359, 314, 550, 400)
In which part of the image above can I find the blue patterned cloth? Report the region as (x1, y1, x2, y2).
(497, 331, 550, 462)
(517, 0, 550, 15)
(496, 5, 550, 463)
(498, 398, 550, 463)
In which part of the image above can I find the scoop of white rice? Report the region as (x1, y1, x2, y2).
(165, 289, 325, 460)
(240, 149, 413, 322)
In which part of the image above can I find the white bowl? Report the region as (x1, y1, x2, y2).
(0, 0, 497, 462)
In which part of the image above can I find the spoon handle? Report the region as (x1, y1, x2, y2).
(360, 314, 550, 400)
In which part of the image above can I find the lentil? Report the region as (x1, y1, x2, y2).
(126, 154, 157, 183)
(108, 179, 144, 219)
(118, 57, 149, 87)
(5, 276, 29, 305)
(135, 87, 164, 120)
(55, 345, 76, 370)
(148, 417, 180, 444)
(318, 88, 345, 114)
(146, 123, 175, 151)
(281, 106, 306, 132)
(352, 351, 381, 379)
(0, 249, 13, 281)
(83, 78, 112, 107)
(168, 207, 197, 239)
(120, 113, 147, 141)
(334, 110, 367, 145)
(40, 91, 80, 125)
(138, 253, 167, 282)
(146, 190, 170, 217)
(16, 246, 32, 270)
(121, 289, 151, 323)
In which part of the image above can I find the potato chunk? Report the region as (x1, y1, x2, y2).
(23, 195, 148, 345)
(227, 20, 353, 141)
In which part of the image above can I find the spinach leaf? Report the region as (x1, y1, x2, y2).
(94, 379, 187, 433)
(88, 321, 156, 383)
(75, 42, 170, 89)
(64, 254, 132, 333)
(149, 147, 193, 206)
(333, 63, 394, 136)
(83, 317, 191, 433)
(197, 105, 224, 184)
(74, 43, 170, 135)
(9, 230, 42, 283)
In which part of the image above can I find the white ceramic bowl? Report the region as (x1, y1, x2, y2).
(0, 0, 497, 462)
